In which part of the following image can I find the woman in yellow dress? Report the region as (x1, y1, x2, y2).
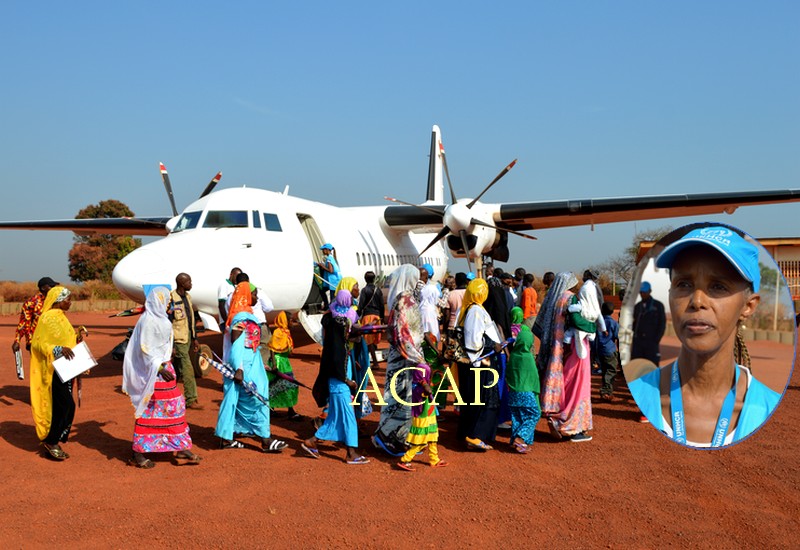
(30, 286, 83, 460)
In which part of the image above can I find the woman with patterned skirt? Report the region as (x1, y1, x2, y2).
(123, 287, 200, 468)
(373, 265, 425, 456)
(535, 272, 594, 443)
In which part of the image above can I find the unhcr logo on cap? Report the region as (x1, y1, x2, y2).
(698, 227, 732, 247)
(655, 224, 761, 292)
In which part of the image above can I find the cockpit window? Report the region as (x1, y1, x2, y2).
(203, 211, 249, 228)
(263, 213, 282, 232)
(172, 211, 202, 233)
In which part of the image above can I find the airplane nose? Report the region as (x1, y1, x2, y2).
(112, 247, 172, 302)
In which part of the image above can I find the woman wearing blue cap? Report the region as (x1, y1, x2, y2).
(316, 244, 341, 307)
(628, 225, 782, 448)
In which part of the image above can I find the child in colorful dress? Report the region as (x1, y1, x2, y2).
(397, 361, 448, 471)
(267, 311, 300, 420)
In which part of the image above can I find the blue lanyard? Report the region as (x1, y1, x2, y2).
(669, 361, 740, 447)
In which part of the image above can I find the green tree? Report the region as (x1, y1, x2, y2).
(68, 200, 142, 283)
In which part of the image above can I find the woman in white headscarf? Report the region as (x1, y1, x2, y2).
(123, 286, 201, 468)
(373, 264, 425, 456)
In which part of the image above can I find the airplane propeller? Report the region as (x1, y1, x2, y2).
(386, 141, 534, 272)
(159, 162, 223, 216)
(200, 171, 224, 199)
(159, 162, 179, 217)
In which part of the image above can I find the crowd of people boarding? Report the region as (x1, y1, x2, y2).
(11, 245, 626, 469)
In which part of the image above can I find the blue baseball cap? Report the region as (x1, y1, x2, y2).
(421, 263, 434, 278)
(466, 272, 476, 281)
(640, 281, 652, 293)
(655, 226, 760, 292)
(320, 243, 333, 250)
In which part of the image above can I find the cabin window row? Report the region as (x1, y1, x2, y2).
(354, 253, 442, 269)
(172, 210, 282, 232)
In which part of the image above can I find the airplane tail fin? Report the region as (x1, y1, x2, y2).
(425, 125, 444, 204)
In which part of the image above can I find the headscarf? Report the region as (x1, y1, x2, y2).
(419, 283, 441, 339)
(336, 277, 358, 293)
(229, 311, 264, 372)
(267, 311, 293, 353)
(30, 286, 78, 440)
(457, 278, 489, 327)
(388, 275, 424, 364)
(331, 289, 359, 325)
(33, 286, 77, 351)
(510, 306, 524, 338)
(388, 264, 420, 310)
(336, 276, 359, 309)
(485, 275, 512, 337)
(122, 286, 174, 418)
(227, 281, 255, 327)
(534, 271, 578, 370)
(41, 285, 71, 313)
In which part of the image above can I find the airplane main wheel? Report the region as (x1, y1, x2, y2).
(194, 344, 215, 377)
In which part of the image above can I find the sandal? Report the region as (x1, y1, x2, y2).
(397, 461, 416, 471)
(513, 441, 530, 454)
(347, 455, 370, 465)
(547, 417, 563, 441)
(128, 453, 155, 469)
(465, 437, 492, 451)
(300, 443, 320, 459)
(431, 460, 449, 468)
(220, 439, 245, 449)
(262, 439, 288, 453)
(42, 443, 68, 461)
(175, 450, 203, 463)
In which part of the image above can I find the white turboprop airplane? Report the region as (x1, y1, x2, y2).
(1, 125, 799, 337)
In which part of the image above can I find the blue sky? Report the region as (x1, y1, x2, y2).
(1, 1, 798, 283)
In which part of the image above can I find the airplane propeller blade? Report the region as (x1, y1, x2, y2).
(417, 226, 451, 258)
(159, 162, 179, 217)
(459, 229, 473, 272)
(439, 142, 458, 205)
(384, 197, 444, 218)
(470, 218, 538, 240)
(200, 171, 223, 199)
(467, 159, 517, 209)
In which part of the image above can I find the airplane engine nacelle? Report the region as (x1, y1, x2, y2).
(445, 208, 498, 260)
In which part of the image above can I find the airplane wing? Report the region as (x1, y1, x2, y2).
(0, 217, 171, 236)
(384, 188, 800, 231)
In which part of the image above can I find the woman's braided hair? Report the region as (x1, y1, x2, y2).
(733, 326, 751, 369)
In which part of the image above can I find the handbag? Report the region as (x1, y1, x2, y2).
(443, 326, 471, 364)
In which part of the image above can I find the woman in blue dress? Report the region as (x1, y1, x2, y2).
(215, 290, 288, 453)
(303, 290, 369, 464)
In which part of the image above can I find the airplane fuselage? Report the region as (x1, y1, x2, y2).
(112, 187, 448, 315)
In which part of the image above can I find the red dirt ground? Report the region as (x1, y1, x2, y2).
(0, 312, 797, 548)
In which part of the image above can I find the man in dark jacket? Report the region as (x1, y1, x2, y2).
(631, 281, 666, 365)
